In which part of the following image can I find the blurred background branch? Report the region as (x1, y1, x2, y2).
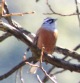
(44, 0, 80, 17)
(75, 0, 80, 28)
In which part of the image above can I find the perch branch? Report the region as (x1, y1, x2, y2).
(0, 21, 80, 67)
(1, 21, 80, 61)
(55, 46, 80, 61)
(0, 21, 80, 80)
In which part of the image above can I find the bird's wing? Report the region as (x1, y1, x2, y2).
(33, 28, 41, 45)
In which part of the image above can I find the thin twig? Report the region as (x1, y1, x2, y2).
(42, 66, 55, 83)
(40, 46, 45, 67)
(75, 0, 80, 28)
(43, 55, 70, 82)
(40, 46, 57, 83)
(2, 0, 34, 17)
(41, 67, 57, 83)
(25, 49, 57, 83)
(2, 0, 5, 16)
(25, 61, 57, 83)
(2, 11, 34, 17)
(37, 74, 43, 83)
(44, 0, 80, 16)
(20, 68, 24, 83)
(73, 44, 80, 51)
(15, 70, 19, 83)
(0, 57, 34, 80)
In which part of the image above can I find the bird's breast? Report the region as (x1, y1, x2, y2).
(37, 28, 57, 54)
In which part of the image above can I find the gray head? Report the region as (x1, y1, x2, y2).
(43, 17, 57, 24)
(42, 17, 57, 31)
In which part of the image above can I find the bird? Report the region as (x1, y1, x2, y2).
(30, 17, 58, 74)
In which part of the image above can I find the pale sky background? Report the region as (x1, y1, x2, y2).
(77, 0, 80, 3)
(0, 0, 80, 83)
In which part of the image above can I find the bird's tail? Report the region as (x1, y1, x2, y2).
(30, 61, 40, 74)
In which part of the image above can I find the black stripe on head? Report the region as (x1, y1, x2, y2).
(46, 19, 54, 24)
(43, 17, 57, 24)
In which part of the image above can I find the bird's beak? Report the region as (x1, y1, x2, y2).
(54, 19, 57, 21)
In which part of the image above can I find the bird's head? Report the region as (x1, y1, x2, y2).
(42, 17, 57, 31)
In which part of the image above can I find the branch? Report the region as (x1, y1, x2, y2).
(37, 75, 43, 83)
(42, 66, 55, 82)
(25, 57, 57, 83)
(75, 0, 80, 27)
(43, 0, 80, 16)
(2, 0, 34, 17)
(55, 46, 80, 61)
(40, 67, 57, 83)
(0, 22, 80, 72)
(1, 21, 80, 62)
(39, 47, 57, 83)
(73, 44, 80, 51)
(0, 21, 80, 81)
(0, 57, 34, 80)
(19, 68, 24, 83)
(42, 55, 70, 82)
(0, 32, 11, 42)
(1, 54, 80, 81)
(0, 0, 34, 43)
(3, 12, 34, 17)
(44, 55, 80, 72)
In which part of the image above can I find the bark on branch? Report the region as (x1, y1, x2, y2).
(0, 21, 80, 79)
